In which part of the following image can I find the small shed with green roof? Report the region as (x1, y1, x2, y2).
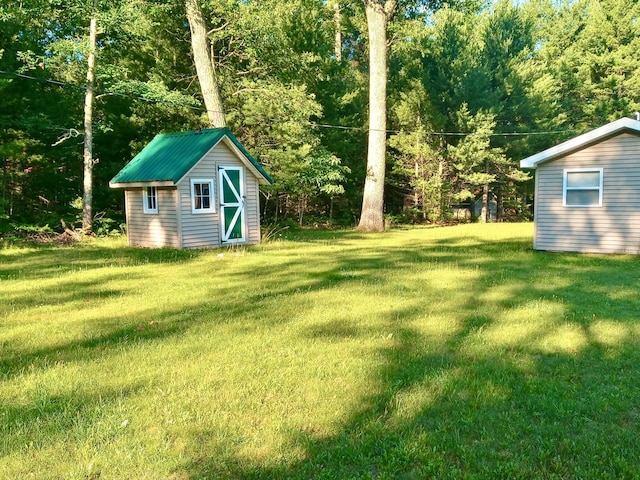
(110, 128, 273, 249)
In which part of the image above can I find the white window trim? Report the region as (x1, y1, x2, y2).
(190, 178, 216, 214)
(143, 186, 158, 214)
(563, 168, 603, 207)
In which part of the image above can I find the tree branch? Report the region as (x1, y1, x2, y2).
(207, 21, 229, 36)
(51, 128, 80, 147)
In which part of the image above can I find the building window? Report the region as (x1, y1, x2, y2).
(143, 186, 158, 214)
(563, 168, 603, 207)
(191, 179, 215, 214)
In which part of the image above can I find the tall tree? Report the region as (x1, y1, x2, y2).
(82, 15, 97, 233)
(449, 105, 529, 222)
(358, 0, 396, 232)
(185, 0, 226, 128)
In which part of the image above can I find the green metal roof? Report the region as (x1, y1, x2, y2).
(110, 127, 273, 186)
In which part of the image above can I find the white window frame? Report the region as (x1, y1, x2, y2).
(190, 178, 216, 214)
(143, 186, 158, 214)
(563, 168, 603, 207)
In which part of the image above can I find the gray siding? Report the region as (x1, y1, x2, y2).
(244, 168, 261, 244)
(176, 141, 262, 248)
(125, 188, 179, 248)
(534, 132, 640, 254)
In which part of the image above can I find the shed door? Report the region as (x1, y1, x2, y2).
(219, 166, 246, 243)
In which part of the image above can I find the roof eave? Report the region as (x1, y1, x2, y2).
(520, 117, 640, 169)
(109, 180, 176, 189)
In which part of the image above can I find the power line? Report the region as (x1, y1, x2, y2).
(0, 69, 204, 112)
(311, 122, 575, 137)
(0, 69, 576, 138)
(0, 69, 72, 88)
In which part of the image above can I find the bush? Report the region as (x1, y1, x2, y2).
(93, 214, 126, 238)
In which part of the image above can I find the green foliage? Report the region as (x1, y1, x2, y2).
(388, 126, 451, 223)
(65, 196, 124, 237)
(534, 0, 640, 129)
(300, 149, 351, 196)
(92, 214, 125, 237)
(448, 105, 531, 221)
(7, 222, 55, 237)
(2, 0, 640, 228)
(449, 105, 501, 198)
(108, 80, 200, 110)
(230, 80, 350, 201)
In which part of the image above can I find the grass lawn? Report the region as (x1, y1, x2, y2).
(2, 223, 640, 479)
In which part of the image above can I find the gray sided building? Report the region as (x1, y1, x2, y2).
(521, 117, 640, 254)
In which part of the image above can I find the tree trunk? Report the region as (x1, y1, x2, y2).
(82, 16, 97, 234)
(414, 160, 419, 207)
(298, 194, 306, 226)
(481, 181, 489, 223)
(185, 0, 226, 128)
(436, 159, 444, 221)
(2, 158, 7, 217)
(481, 160, 489, 223)
(333, 1, 342, 62)
(357, 0, 396, 232)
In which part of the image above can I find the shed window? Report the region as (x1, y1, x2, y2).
(191, 179, 215, 214)
(563, 168, 603, 207)
(143, 186, 158, 214)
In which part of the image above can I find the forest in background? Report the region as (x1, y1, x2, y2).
(1, 0, 639, 234)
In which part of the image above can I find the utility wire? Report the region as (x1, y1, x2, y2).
(0, 69, 72, 88)
(0, 69, 204, 112)
(310, 121, 575, 137)
(1, 69, 576, 138)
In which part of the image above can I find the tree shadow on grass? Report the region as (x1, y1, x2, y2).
(0, 242, 202, 280)
(0, 383, 146, 458)
(2, 272, 141, 315)
(0, 310, 189, 382)
(4, 228, 640, 478)
(180, 232, 640, 479)
(184, 327, 640, 479)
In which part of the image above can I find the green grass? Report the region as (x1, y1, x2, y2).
(2, 223, 640, 479)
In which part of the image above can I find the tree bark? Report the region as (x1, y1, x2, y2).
(357, 0, 396, 232)
(481, 181, 489, 223)
(2, 158, 7, 217)
(333, 1, 342, 62)
(82, 16, 97, 234)
(481, 160, 489, 223)
(414, 160, 419, 207)
(185, 0, 226, 128)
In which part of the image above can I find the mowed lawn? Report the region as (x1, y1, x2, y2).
(2, 223, 640, 479)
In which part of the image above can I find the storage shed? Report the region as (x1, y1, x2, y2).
(110, 128, 273, 249)
(520, 117, 640, 254)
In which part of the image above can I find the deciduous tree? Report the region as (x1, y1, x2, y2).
(358, 0, 396, 232)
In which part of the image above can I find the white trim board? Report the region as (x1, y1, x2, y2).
(520, 117, 640, 169)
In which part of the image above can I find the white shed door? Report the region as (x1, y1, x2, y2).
(219, 166, 246, 243)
